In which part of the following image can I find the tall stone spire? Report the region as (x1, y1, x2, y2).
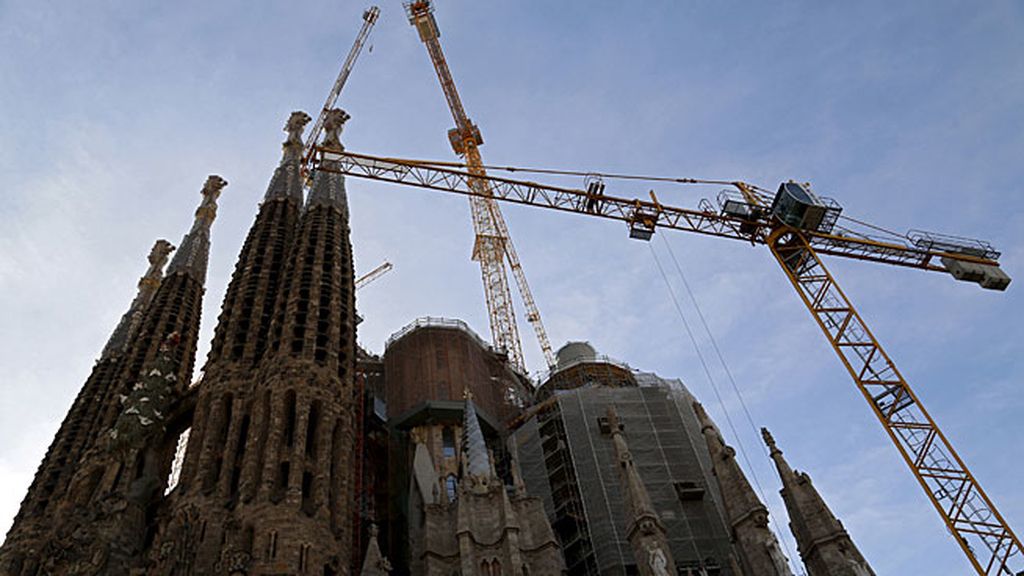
(461, 394, 492, 484)
(306, 108, 350, 212)
(693, 402, 793, 576)
(101, 239, 175, 359)
(166, 175, 227, 280)
(606, 406, 677, 576)
(205, 112, 309, 367)
(762, 428, 875, 576)
(95, 176, 227, 441)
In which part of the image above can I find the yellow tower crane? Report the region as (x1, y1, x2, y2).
(404, 0, 556, 371)
(314, 146, 1020, 575)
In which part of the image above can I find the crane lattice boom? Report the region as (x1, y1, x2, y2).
(405, 0, 556, 370)
(302, 6, 380, 172)
(355, 260, 393, 290)
(314, 146, 1020, 574)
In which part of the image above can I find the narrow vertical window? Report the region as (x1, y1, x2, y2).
(283, 390, 297, 447)
(442, 427, 456, 458)
(446, 475, 458, 502)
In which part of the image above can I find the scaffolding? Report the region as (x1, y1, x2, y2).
(514, 369, 738, 575)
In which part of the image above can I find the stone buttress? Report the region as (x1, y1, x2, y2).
(605, 405, 677, 576)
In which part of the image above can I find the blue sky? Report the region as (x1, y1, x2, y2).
(1, 1, 1022, 573)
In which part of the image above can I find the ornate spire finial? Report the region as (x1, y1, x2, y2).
(285, 111, 312, 147)
(142, 239, 175, 287)
(283, 111, 312, 160)
(167, 175, 227, 279)
(761, 427, 780, 455)
(195, 175, 227, 227)
(265, 112, 310, 201)
(321, 108, 351, 150)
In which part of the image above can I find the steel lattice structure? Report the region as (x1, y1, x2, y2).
(405, 0, 556, 371)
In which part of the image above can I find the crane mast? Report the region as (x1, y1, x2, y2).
(302, 5, 380, 173)
(405, 0, 556, 371)
(315, 147, 1021, 574)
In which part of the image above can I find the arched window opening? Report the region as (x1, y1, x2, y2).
(445, 475, 458, 502)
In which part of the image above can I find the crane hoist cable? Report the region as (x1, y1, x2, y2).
(648, 242, 799, 573)
(656, 234, 800, 570)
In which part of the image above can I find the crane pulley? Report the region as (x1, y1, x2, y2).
(313, 144, 1020, 575)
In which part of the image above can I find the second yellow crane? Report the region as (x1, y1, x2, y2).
(405, 0, 556, 372)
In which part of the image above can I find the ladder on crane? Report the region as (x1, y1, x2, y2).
(404, 0, 556, 372)
(313, 146, 1021, 575)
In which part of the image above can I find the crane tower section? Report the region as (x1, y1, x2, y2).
(405, 0, 556, 370)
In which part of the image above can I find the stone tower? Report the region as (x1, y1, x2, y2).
(0, 175, 226, 575)
(762, 428, 875, 576)
(605, 406, 677, 576)
(151, 108, 359, 575)
(693, 402, 793, 576)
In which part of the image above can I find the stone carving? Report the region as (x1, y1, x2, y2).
(285, 110, 312, 147)
(151, 503, 201, 575)
(321, 108, 351, 150)
(108, 333, 180, 455)
(645, 541, 670, 576)
(198, 175, 228, 222)
(216, 548, 252, 575)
